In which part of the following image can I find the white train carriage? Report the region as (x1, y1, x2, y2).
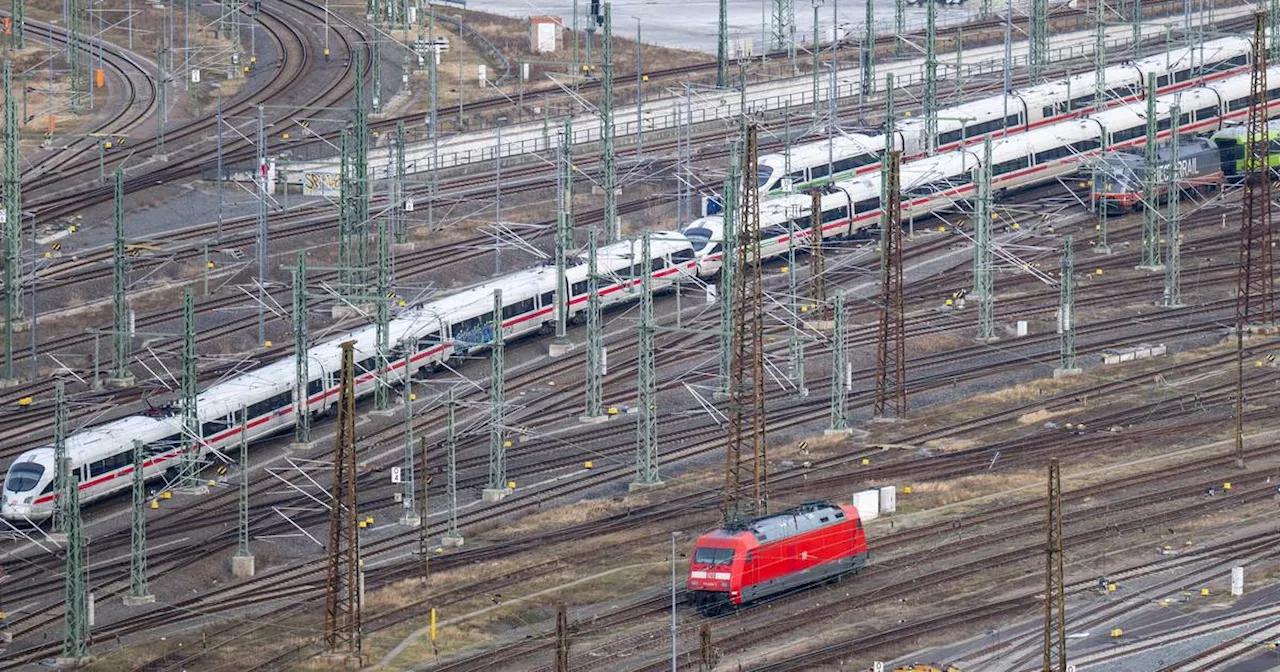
(563, 234, 697, 316)
(684, 175, 884, 277)
(0, 233, 698, 522)
(755, 36, 1253, 194)
(694, 62, 1278, 283)
(2, 415, 182, 521)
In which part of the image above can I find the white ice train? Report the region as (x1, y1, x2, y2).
(7, 55, 1274, 521)
(686, 63, 1280, 277)
(1, 237, 697, 521)
(753, 36, 1253, 195)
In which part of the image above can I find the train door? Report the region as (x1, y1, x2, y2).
(303, 355, 328, 415)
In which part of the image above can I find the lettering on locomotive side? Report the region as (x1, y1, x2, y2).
(1155, 156, 1198, 182)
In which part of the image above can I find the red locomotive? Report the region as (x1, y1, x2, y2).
(687, 500, 868, 615)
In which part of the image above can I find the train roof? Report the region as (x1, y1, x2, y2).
(18, 415, 182, 466)
(756, 37, 1253, 171)
(593, 234, 693, 262)
(1211, 118, 1280, 141)
(434, 266, 550, 317)
(766, 132, 883, 169)
(702, 501, 854, 546)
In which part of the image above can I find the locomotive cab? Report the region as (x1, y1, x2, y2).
(687, 539, 740, 614)
(687, 501, 868, 617)
(2, 455, 53, 520)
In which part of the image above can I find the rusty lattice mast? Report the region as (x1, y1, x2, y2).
(1235, 10, 1273, 468)
(723, 122, 767, 524)
(874, 150, 907, 419)
(324, 341, 362, 658)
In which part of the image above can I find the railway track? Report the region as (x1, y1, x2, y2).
(13, 17, 159, 180)
(1, 225, 1266, 665)
(0, 6, 1266, 666)
(0, 25, 1220, 428)
(15, 0, 366, 221)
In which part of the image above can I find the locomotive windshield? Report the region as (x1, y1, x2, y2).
(1096, 155, 1139, 191)
(758, 167, 774, 188)
(5, 462, 45, 492)
(682, 227, 714, 252)
(693, 547, 735, 566)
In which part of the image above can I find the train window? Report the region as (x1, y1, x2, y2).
(938, 129, 963, 146)
(1269, 86, 1280, 101)
(788, 170, 805, 184)
(1112, 126, 1145, 143)
(822, 207, 847, 225)
(1033, 146, 1073, 164)
(671, 248, 695, 264)
(149, 433, 181, 456)
(1006, 114, 1022, 127)
(810, 164, 829, 179)
(202, 420, 229, 437)
(416, 332, 441, 350)
(832, 157, 857, 173)
(854, 197, 880, 214)
(89, 452, 131, 477)
(1157, 116, 1172, 132)
(1229, 97, 1251, 112)
(271, 392, 290, 410)
(852, 152, 878, 168)
(1174, 69, 1193, 83)
(760, 225, 788, 240)
(971, 119, 1004, 136)
(1106, 86, 1133, 100)
(993, 157, 1029, 175)
(1072, 139, 1101, 153)
(247, 392, 291, 419)
(757, 167, 773, 188)
(570, 281, 588, 297)
(538, 291, 554, 307)
(1068, 94, 1093, 111)
(1195, 105, 1218, 121)
(693, 547, 735, 565)
(1042, 105, 1054, 119)
(307, 378, 325, 396)
(451, 314, 492, 342)
(1178, 111, 1191, 127)
(5, 462, 45, 492)
(1156, 74, 1171, 88)
(647, 257, 662, 272)
(502, 298, 536, 319)
(357, 358, 377, 374)
(905, 179, 965, 197)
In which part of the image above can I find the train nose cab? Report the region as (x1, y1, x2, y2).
(2, 454, 53, 521)
(1090, 152, 1142, 214)
(687, 542, 740, 612)
(679, 217, 725, 278)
